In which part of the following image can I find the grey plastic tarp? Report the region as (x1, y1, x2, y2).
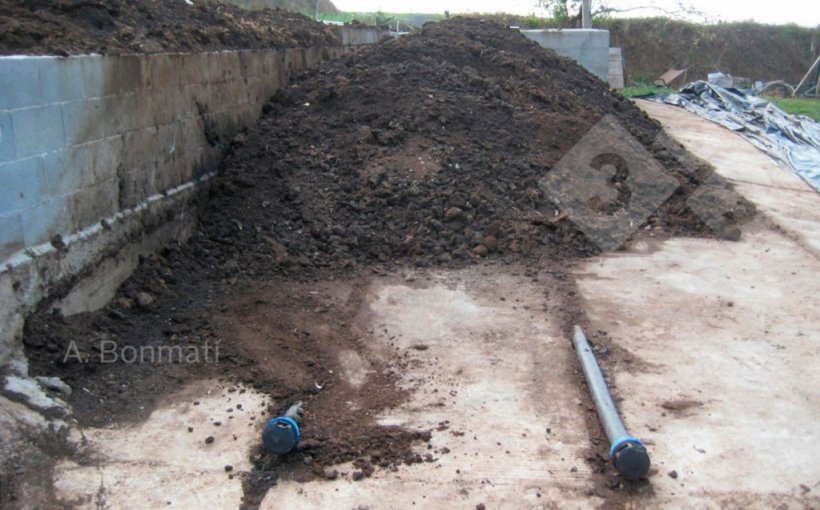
(644, 81, 820, 192)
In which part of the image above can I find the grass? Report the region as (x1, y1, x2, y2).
(618, 84, 676, 98)
(764, 97, 820, 121)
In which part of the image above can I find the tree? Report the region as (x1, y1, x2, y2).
(539, 0, 715, 25)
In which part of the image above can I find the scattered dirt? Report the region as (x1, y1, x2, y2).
(18, 18, 757, 508)
(661, 398, 704, 413)
(0, 0, 339, 56)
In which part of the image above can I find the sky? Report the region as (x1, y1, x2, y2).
(331, 0, 820, 26)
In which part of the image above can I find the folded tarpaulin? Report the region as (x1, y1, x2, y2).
(645, 81, 820, 192)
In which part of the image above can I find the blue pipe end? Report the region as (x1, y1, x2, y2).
(610, 435, 650, 480)
(262, 416, 301, 455)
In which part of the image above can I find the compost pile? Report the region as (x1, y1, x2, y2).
(20, 19, 754, 503)
(0, 0, 338, 55)
(203, 18, 751, 276)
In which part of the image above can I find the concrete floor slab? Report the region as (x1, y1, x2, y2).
(263, 268, 600, 509)
(577, 226, 820, 507)
(638, 100, 820, 254)
(52, 380, 270, 509)
(574, 101, 820, 508)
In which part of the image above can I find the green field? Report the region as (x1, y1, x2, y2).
(618, 84, 676, 98)
(765, 97, 820, 121)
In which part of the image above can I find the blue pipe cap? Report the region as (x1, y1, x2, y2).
(610, 435, 650, 481)
(262, 416, 301, 455)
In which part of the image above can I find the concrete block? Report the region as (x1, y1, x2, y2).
(226, 80, 245, 110)
(154, 123, 178, 159)
(62, 100, 93, 146)
(206, 82, 226, 113)
(212, 52, 227, 83)
(79, 98, 104, 140)
(238, 51, 259, 78)
(122, 127, 159, 172)
(88, 135, 124, 184)
(131, 89, 154, 131)
(68, 178, 118, 231)
(144, 53, 177, 89)
(155, 155, 185, 192)
(0, 211, 24, 260)
(608, 47, 624, 89)
(178, 53, 204, 86)
(81, 55, 119, 99)
(178, 117, 204, 155)
(0, 111, 16, 163)
(217, 80, 239, 110)
(164, 154, 185, 189)
(37, 57, 85, 104)
(118, 164, 156, 209)
(305, 47, 321, 68)
(171, 86, 191, 121)
(222, 52, 242, 82)
(40, 145, 93, 198)
(118, 55, 144, 93)
(258, 51, 275, 77)
(234, 78, 251, 106)
(0, 57, 41, 110)
(196, 52, 216, 84)
(184, 85, 209, 118)
(245, 77, 266, 105)
(11, 104, 66, 158)
(0, 157, 43, 215)
(21, 195, 70, 246)
(115, 93, 139, 133)
(141, 92, 162, 127)
(86, 95, 131, 137)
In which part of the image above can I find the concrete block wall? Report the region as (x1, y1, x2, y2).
(336, 26, 385, 46)
(0, 47, 339, 262)
(520, 29, 610, 82)
(0, 31, 382, 368)
(608, 47, 625, 89)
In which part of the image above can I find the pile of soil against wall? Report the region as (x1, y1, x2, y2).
(0, 0, 339, 55)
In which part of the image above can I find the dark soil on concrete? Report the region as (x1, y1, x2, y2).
(0, 0, 339, 55)
(19, 18, 754, 507)
(205, 18, 752, 275)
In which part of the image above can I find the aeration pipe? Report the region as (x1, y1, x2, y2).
(572, 325, 650, 480)
(262, 401, 304, 455)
